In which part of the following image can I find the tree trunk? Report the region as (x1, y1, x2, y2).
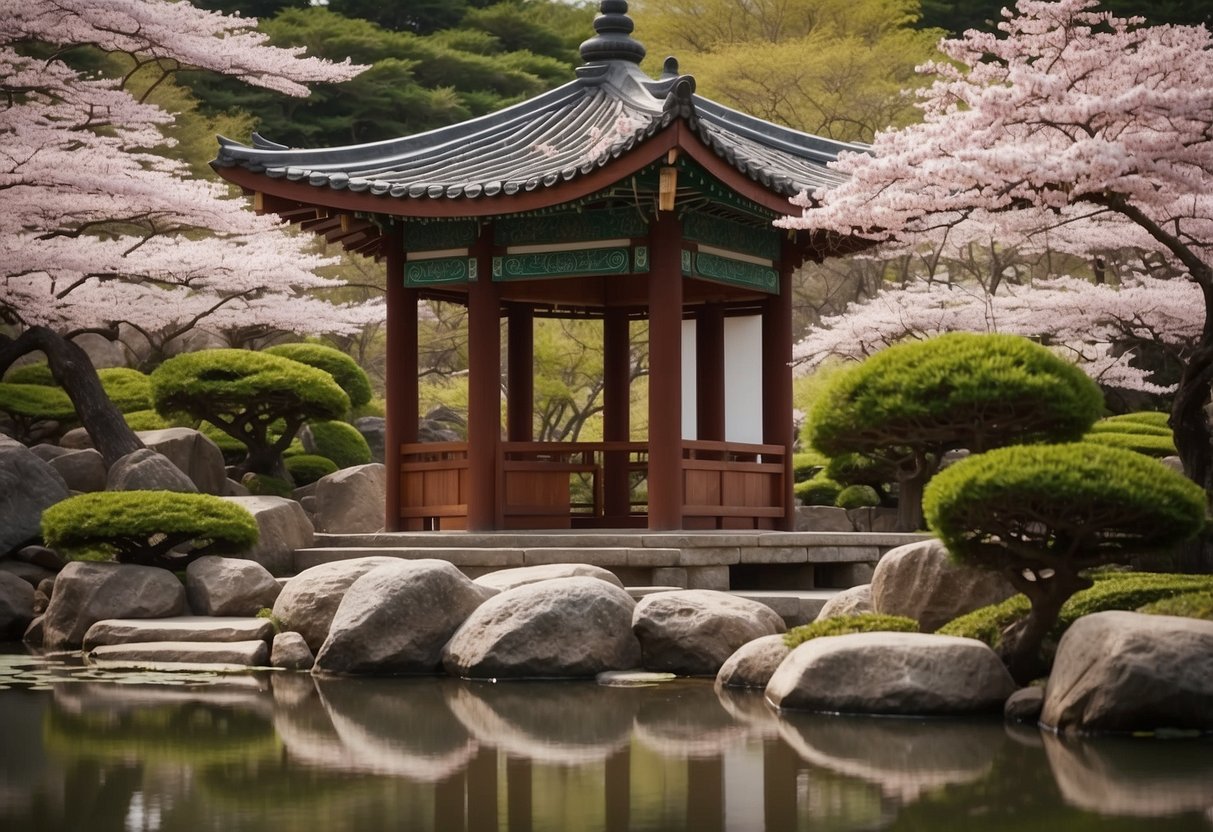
(0, 326, 144, 468)
(998, 570, 1091, 685)
(895, 469, 927, 532)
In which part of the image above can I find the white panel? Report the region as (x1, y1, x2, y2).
(682, 319, 697, 440)
(725, 315, 764, 443)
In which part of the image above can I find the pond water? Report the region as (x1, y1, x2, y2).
(1, 649, 1211, 832)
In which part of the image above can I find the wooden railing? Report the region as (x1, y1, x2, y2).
(398, 441, 469, 530)
(681, 440, 786, 530)
(499, 441, 648, 528)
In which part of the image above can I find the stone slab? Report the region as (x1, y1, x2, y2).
(87, 639, 270, 667)
(739, 546, 808, 564)
(626, 548, 681, 567)
(679, 546, 741, 566)
(83, 617, 275, 649)
(521, 548, 633, 566)
(294, 547, 525, 572)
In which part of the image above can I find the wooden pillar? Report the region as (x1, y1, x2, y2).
(603, 306, 631, 521)
(434, 769, 467, 832)
(763, 740, 800, 832)
(384, 222, 419, 532)
(648, 213, 683, 530)
(467, 227, 501, 531)
(506, 756, 533, 832)
(696, 303, 725, 441)
(507, 304, 534, 443)
(763, 245, 796, 531)
(466, 746, 498, 832)
(686, 757, 724, 832)
(604, 745, 630, 832)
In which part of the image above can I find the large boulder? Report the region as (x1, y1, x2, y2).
(871, 538, 1015, 632)
(353, 416, 385, 464)
(48, 448, 107, 493)
(1041, 611, 1213, 734)
(632, 590, 786, 676)
(42, 561, 187, 649)
(271, 556, 399, 650)
(136, 428, 227, 494)
(715, 633, 791, 689)
(766, 632, 1016, 715)
(185, 555, 281, 616)
(106, 448, 197, 493)
(315, 560, 493, 675)
(219, 495, 314, 576)
(815, 584, 873, 621)
(474, 563, 624, 593)
(0, 571, 35, 638)
(312, 463, 386, 533)
(443, 576, 641, 679)
(0, 436, 69, 554)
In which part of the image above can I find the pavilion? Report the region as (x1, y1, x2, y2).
(212, 0, 865, 533)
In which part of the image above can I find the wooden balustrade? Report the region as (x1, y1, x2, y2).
(681, 440, 786, 530)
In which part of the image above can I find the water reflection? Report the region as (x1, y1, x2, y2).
(0, 657, 1211, 832)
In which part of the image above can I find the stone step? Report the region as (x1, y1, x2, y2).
(87, 639, 270, 670)
(624, 586, 836, 627)
(82, 616, 275, 650)
(312, 530, 929, 549)
(293, 545, 682, 573)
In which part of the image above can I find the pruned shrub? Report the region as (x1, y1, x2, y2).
(242, 473, 295, 497)
(5, 364, 151, 413)
(285, 453, 338, 486)
(792, 450, 827, 483)
(304, 420, 371, 469)
(41, 491, 258, 569)
(1082, 429, 1177, 458)
(1138, 590, 1213, 621)
(265, 343, 372, 409)
(784, 613, 919, 649)
(835, 484, 880, 509)
(4, 363, 57, 385)
(794, 473, 842, 506)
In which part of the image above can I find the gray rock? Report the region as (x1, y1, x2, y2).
(315, 560, 493, 675)
(847, 507, 900, 532)
(353, 417, 385, 464)
(1159, 455, 1183, 474)
(632, 590, 786, 676)
(0, 571, 35, 638)
(766, 632, 1016, 714)
(223, 478, 250, 497)
(815, 584, 873, 621)
(1005, 686, 1045, 723)
(794, 506, 853, 532)
(57, 427, 94, 450)
(715, 634, 791, 689)
(83, 616, 275, 648)
(216, 496, 313, 576)
(0, 437, 69, 554)
(15, 545, 66, 571)
(872, 538, 1016, 632)
(312, 463, 386, 533)
(136, 428, 227, 494)
(88, 639, 269, 668)
(28, 444, 72, 462)
(33, 586, 49, 615)
(0, 560, 57, 588)
(42, 561, 187, 649)
(444, 577, 641, 679)
(23, 615, 44, 646)
(1041, 611, 1213, 734)
(185, 556, 281, 616)
(48, 448, 107, 493)
(271, 556, 399, 651)
(272, 632, 315, 670)
(474, 563, 624, 593)
(106, 448, 198, 493)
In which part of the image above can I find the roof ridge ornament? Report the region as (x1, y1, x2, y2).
(579, 1, 646, 65)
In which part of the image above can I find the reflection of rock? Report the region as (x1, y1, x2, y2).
(448, 680, 636, 765)
(633, 681, 749, 758)
(778, 714, 1006, 801)
(713, 685, 781, 740)
(1044, 732, 1213, 817)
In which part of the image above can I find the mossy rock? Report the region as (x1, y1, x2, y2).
(835, 484, 880, 509)
(285, 454, 338, 486)
(265, 343, 372, 408)
(41, 491, 258, 568)
(1138, 590, 1213, 621)
(794, 473, 842, 506)
(784, 613, 918, 649)
(304, 420, 371, 469)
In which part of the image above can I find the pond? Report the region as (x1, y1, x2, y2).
(1, 649, 1211, 832)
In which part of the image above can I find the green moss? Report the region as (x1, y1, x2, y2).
(835, 484, 880, 509)
(265, 343, 372, 408)
(784, 613, 919, 649)
(0, 383, 77, 420)
(285, 453, 338, 486)
(795, 473, 843, 506)
(1138, 590, 1213, 621)
(305, 420, 371, 469)
(242, 473, 295, 497)
(41, 491, 258, 568)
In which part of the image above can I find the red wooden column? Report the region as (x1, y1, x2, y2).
(466, 227, 501, 531)
(763, 244, 796, 531)
(647, 213, 683, 530)
(384, 222, 419, 532)
(696, 303, 726, 441)
(603, 305, 631, 521)
(506, 304, 534, 443)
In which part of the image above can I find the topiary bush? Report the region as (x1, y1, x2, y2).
(304, 420, 371, 469)
(5, 364, 151, 413)
(242, 473, 295, 497)
(794, 472, 843, 506)
(826, 452, 897, 505)
(1102, 411, 1170, 429)
(835, 484, 880, 509)
(285, 453, 338, 486)
(1082, 429, 1177, 458)
(784, 613, 919, 649)
(1138, 589, 1213, 621)
(0, 382, 78, 441)
(809, 332, 1104, 531)
(925, 443, 1207, 681)
(792, 450, 828, 483)
(265, 343, 372, 410)
(4, 363, 57, 385)
(41, 491, 258, 569)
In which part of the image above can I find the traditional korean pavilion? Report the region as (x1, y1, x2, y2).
(213, 0, 866, 533)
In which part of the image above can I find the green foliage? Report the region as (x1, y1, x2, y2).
(199, 420, 249, 459)
(1081, 430, 1177, 458)
(2, 365, 149, 418)
(305, 420, 371, 469)
(95, 368, 153, 413)
(1138, 590, 1213, 621)
(123, 410, 176, 432)
(795, 473, 843, 506)
(792, 451, 827, 482)
(1102, 411, 1171, 429)
(0, 383, 77, 421)
(835, 484, 880, 509)
(285, 453, 338, 486)
(265, 342, 372, 408)
(4, 363, 56, 385)
(41, 491, 258, 568)
(350, 397, 386, 420)
(255, 607, 285, 633)
(242, 473, 295, 497)
(924, 443, 1206, 572)
(784, 613, 919, 649)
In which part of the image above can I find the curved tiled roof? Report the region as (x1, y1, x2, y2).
(213, 3, 864, 206)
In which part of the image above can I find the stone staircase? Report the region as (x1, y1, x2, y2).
(80, 616, 275, 670)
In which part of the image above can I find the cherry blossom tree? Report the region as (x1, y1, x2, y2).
(0, 0, 368, 465)
(780, 0, 1213, 489)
